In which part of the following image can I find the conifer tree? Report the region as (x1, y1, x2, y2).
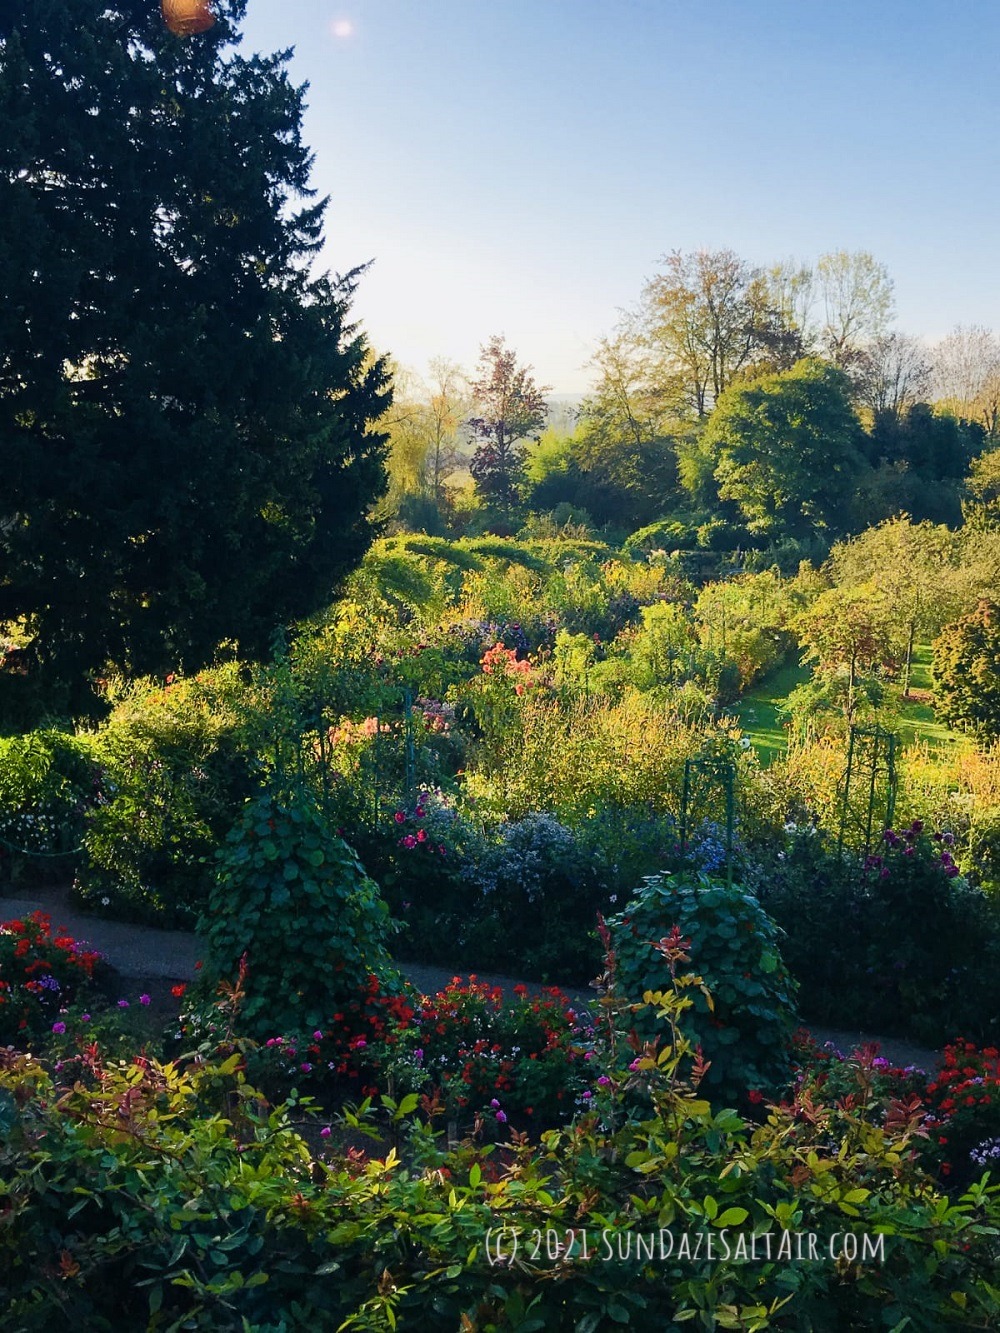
(0, 0, 389, 712)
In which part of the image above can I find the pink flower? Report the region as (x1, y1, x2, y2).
(597, 1075, 611, 1086)
(394, 811, 405, 824)
(313, 1030, 324, 1041)
(402, 834, 417, 849)
(417, 829, 427, 843)
(320, 1126, 332, 1138)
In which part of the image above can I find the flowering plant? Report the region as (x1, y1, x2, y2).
(923, 1041, 1000, 1186)
(0, 911, 106, 1045)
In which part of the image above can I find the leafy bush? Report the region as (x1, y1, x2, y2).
(201, 783, 401, 1038)
(934, 599, 1000, 738)
(75, 666, 263, 926)
(0, 911, 107, 1046)
(0, 730, 102, 885)
(752, 823, 1000, 1043)
(5, 1026, 1000, 1329)
(606, 871, 799, 1105)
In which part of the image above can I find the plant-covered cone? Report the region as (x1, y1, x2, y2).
(201, 786, 400, 1036)
(607, 871, 798, 1105)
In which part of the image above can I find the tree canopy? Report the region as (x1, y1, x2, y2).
(0, 0, 389, 712)
(705, 358, 865, 541)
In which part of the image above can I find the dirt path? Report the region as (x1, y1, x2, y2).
(1, 883, 941, 1070)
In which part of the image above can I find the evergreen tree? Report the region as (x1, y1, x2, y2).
(0, 0, 389, 713)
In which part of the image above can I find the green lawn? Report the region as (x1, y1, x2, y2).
(732, 657, 810, 764)
(732, 645, 964, 765)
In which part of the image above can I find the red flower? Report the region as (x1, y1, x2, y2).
(170, 983, 187, 998)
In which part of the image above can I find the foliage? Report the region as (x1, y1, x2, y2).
(0, 911, 106, 1046)
(468, 335, 549, 520)
(751, 823, 1000, 1044)
(6, 1014, 1000, 1329)
(0, 0, 389, 710)
(605, 872, 799, 1105)
(934, 600, 1000, 739)
(0, 729, 102, 884)
(201, 783, 401, 1038)
(75, 666, 263, 926)
(707, 358, 866, 540)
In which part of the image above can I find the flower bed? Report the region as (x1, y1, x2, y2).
(0, 911, 106, 1045)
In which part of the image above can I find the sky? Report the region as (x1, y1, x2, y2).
(236, 0, 1000, 395)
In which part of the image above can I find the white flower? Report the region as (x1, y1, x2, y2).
(101, 896, 110, 906)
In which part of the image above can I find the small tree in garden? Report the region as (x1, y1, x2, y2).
(468, 336, 549, 523)
(933, 600, 1000, 738)
(201, 783, 400, 1037)
(794, 582, 899, 724)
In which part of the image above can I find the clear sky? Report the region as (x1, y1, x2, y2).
(237, 0, 1000, 394)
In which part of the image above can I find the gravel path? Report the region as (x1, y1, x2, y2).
(1, 883, 941, 1070)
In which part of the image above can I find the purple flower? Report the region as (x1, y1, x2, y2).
(490, 1098, 500, 1108)
(597, 1075, 611, 1087)
(581, 1090, 593, 1100)
(51, 1021, 66, 1035)
(117, 999, 129, 1009)
(414, 1048, 424, 1062)
(320, 1126, 332, 1138)
(300, 1062, 312, 1073)
(80, 1013, 90, 1023)
(139, 994, 150, 1006)
(313, 1030, 324, 1041)
(495, 1110, 507, 1123)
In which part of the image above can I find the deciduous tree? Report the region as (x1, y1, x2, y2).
(705, 359, 865, 541)
(468, 336, 549, 522)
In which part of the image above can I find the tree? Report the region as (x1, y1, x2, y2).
(933, 601, 1000, 738)
(640, 249, 776, 417)
(0, 0, 389, 711)
(468, 336, 549, 521)
(794, 583, 899, 725)
(932, 325, 1000, 438)
(705, 359, 866, 541)
(964, 447, 1000, 529)
(380, 358, 468, 530)
(816, 250, 895, 367)
(853, 332, 932, 422)
(828, 518, 961, 695)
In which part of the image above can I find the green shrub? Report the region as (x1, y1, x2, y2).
(752, 823, 1000, 1044)
(201, 783, 401, 1038)
(4, 1031, 1000, 1329)
(606, 871, 799, 1105)
(0, 730, 102, 885)
(75, 666, 263, 926)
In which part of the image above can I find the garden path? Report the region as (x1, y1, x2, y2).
(1, 882, 939, 1072)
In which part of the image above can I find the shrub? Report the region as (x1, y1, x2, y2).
(606, 871, 799, 1105)
(934, 599, 1000, 738)
(75, 666, 263, 926)
(0, 911, 107, 1046)
(924, 1041, 1000, 1188)
(200, 783, 401, 1038)
(0, 730, 103, 885)
(752, 823, 1000, 1043)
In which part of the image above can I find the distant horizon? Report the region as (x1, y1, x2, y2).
(236, 0, 1000, 395)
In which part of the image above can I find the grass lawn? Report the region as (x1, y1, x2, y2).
(731, 657, 810, 764)
(733, 645, 965, 764)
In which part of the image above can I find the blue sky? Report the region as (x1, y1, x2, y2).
(237, 0, 1000, 393)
